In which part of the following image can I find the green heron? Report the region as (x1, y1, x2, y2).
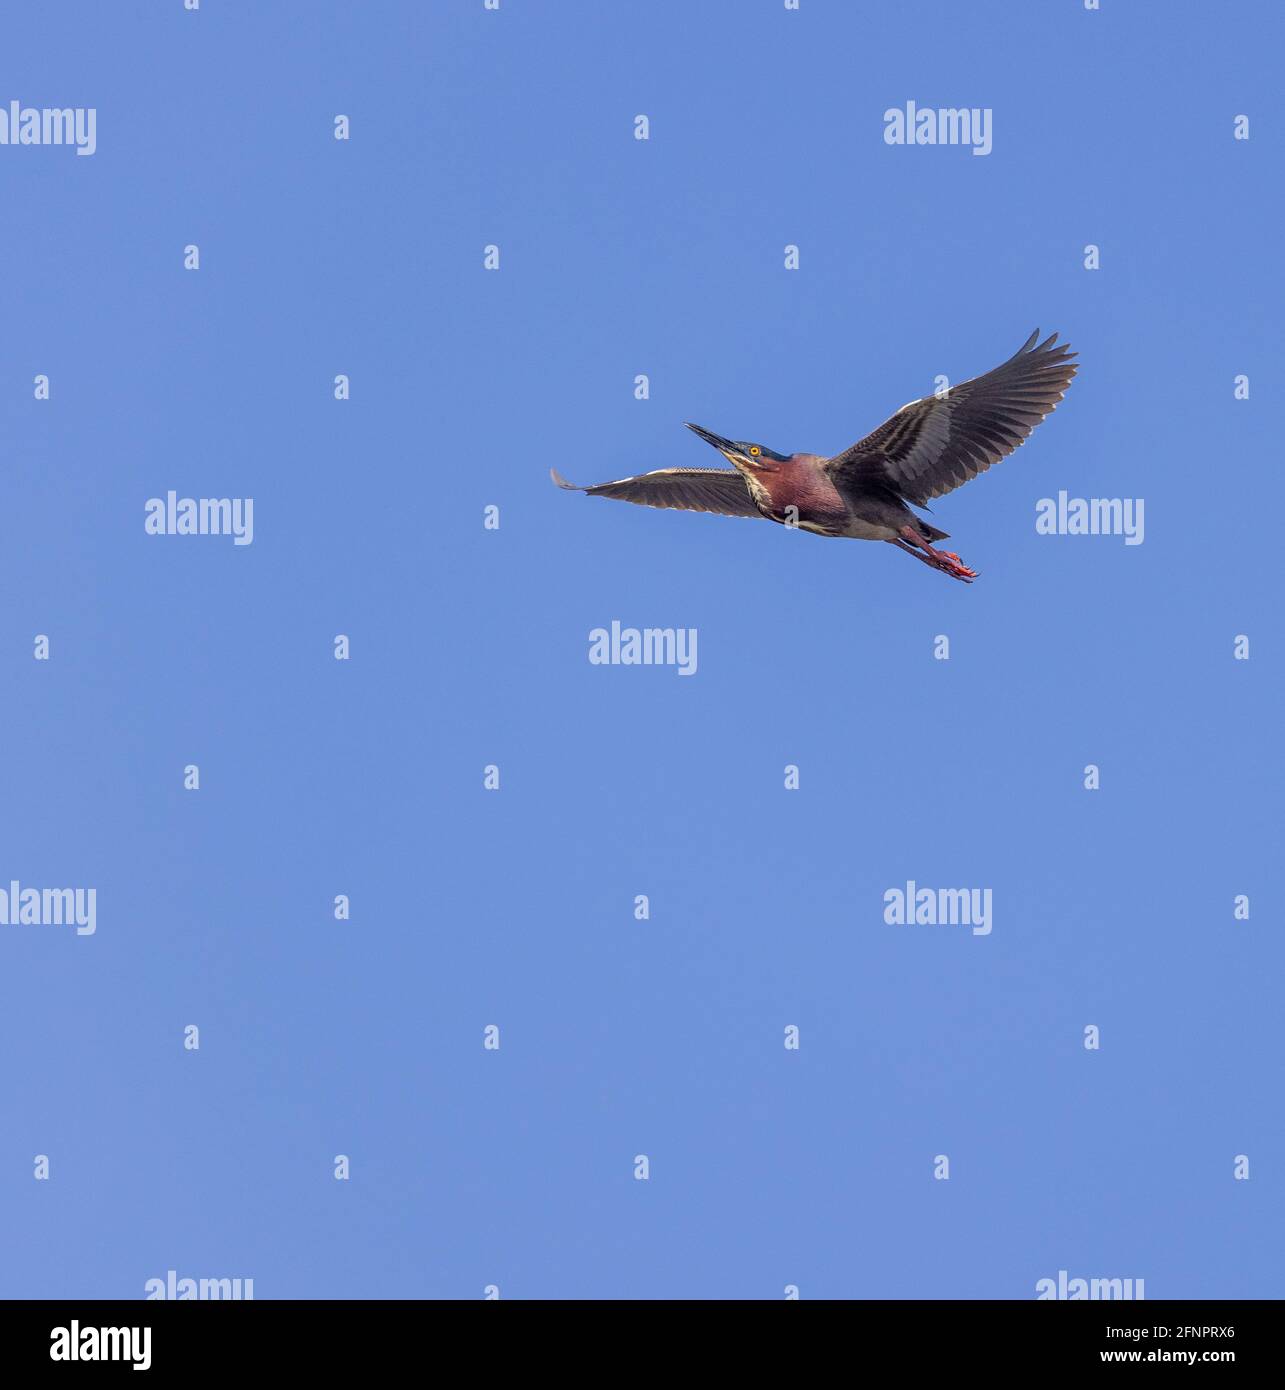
(552, 329, 1077, 582)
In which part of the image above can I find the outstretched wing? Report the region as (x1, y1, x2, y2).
(551, 466, 764, 519)
(826, 330, 1077, 505)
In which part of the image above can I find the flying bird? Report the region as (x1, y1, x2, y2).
(552, 329, 1077, 582)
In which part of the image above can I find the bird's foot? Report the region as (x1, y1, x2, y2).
(933, 551, 978, 582)
(890, 532, 979, 582)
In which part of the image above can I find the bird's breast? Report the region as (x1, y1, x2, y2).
(758, 462, 849, 532)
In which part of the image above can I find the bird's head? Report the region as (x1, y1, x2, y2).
(685, 422, 789, 473)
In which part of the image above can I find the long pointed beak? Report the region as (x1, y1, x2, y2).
(685, 422, 743, 462)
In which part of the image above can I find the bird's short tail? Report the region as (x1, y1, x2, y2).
(918, 521, 950, 543)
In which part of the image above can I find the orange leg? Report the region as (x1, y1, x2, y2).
(894, 527, 979, 582)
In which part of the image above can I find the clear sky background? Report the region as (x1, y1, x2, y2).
(0, 1, 1280, 1300)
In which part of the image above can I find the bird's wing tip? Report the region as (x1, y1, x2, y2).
(550, 467, 580, 491)
(1015, 328, 1080, 364)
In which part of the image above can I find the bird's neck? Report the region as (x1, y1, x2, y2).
(754, 454, 811, 503)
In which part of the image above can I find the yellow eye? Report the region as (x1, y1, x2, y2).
(750, 446, 760, 456)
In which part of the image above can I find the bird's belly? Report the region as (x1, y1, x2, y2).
(838, 515, 899, 541)
(789, 508, 886, 540)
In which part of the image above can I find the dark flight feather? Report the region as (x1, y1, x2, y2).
(550, 466, 763, 519)
(825, 329, 1078, 506)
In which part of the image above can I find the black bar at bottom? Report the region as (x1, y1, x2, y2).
(0, 1297, 1273, 1374)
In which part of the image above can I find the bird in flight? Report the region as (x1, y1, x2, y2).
(552, 329, 1076, 583)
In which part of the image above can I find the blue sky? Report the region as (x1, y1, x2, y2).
(0, 0, 1279, 1299)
